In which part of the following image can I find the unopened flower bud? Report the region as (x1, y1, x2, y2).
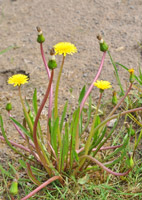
(97, 34, 109, 52)
(48, 48, 57, 70)
(128, 69, 135, 83)
(6, 100, 12, 111)
(112, 91, 117, 105)
(128, 152, 134, 168)
(36, 27, 45, 43)
(126, 124, 135, 136)
(9, 179, 18, 195)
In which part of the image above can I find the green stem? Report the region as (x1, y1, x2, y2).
(18, 86, 33, 134)
(54, 56, 65, 119)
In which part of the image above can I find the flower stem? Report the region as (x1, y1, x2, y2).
(80, 51, 106, 113)
(54, 55, 65, 119)
(33, 70, 54, 175)
(21, 176, 61, 200)
(18, 86, 33, 134)
(0, 136, 30, 152)
(78, 93, 102, 164)
(40, 44, 53, 120)
(108, 82, 133, 118)
(81, 155, 131, 176)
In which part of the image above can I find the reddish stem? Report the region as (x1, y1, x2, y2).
(108, 83, 133, 117)
(82, 155, 131, 176)
(40, 43, 53, 119)
(80, 51, 106, 113)
(33, 70, 54, 171)
(21, 176, 61, 200)
(0, 136, 40, 162)
(76, 144, 123, 154)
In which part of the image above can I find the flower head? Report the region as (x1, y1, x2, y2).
(94, 80, 112, 90)
(8, 74, 29, 87)
(54, 42, 77, 56)
(128, 68, 134, 74)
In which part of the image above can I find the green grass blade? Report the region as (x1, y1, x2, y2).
(116, 62, 142, 84)
(0, 164, 14, 179)
(108, 51, 124, 95)
(104, 134, 129, 161)
(0, 46, 14, 55)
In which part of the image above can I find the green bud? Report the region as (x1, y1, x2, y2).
(9, 180, 18, 195)
(48, 48, 57, 70)
(6, 102, 12, 111)
(48, 60, 57, 70)
(129, 74, 135, 83)
(100, 40, 109, 52)
(97, 35, 108, 52)
(112, 91, 117, 105)
(129, 156, 134, 168)
(36, 27, 45, 43)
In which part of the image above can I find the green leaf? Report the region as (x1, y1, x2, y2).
(0, 115, 34, 162)
(33, 88, 38, 115)
(0, 164, 14, 179)
(70, 108, 80, 167)
(92, 115, 101, 144)
(51, 117, 59, 156)
(8, 163, 17, 175)
(60, 123, 69, 171)
(26, 163, 41, 185)
(78, 174, 89, 185)
(116, 62, 142, 85)
(78, 85, 86, 105)
(82, 96, 92, 133)
(10, 117, 32, 140)
(60, 101, 68, 132)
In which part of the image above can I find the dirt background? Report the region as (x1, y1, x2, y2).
(0, 0, 142, 196)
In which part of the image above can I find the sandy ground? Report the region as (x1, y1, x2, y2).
(0, 0, 142, 195)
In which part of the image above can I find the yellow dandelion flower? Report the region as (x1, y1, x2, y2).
(54, 42, 77, 56)
(8, 74, 29, 87)
(94, 80, 112, 90)
(128, 68, 134, 74)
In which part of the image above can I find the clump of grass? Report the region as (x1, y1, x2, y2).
(0, 29, 142, 199)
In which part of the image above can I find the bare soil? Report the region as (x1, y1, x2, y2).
(0, 0, 142, 198)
